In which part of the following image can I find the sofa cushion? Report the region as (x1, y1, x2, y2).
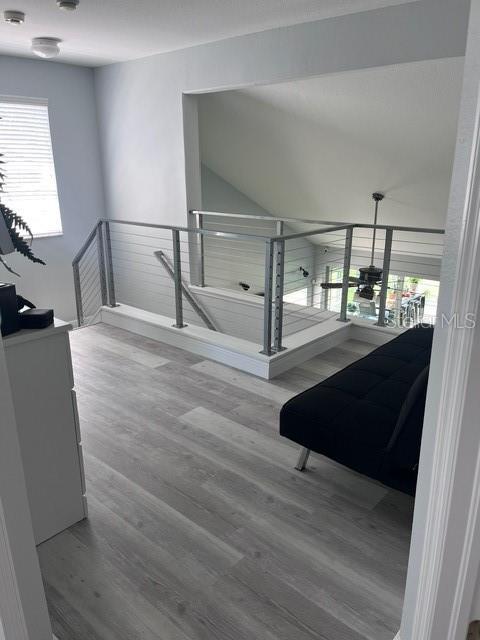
(280, 325, 434, 493)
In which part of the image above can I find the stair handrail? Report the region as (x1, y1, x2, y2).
(154, 250, 218, 331)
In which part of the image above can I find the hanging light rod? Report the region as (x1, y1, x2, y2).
(370, 192, 385, 266)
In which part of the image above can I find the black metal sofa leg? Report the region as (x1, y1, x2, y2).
(295, 447, 311, 471)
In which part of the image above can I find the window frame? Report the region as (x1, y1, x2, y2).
(0, 95, 63, 240)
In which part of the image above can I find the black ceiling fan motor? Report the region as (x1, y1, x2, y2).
(358, 264, 383, 286)
(356, 265, 383, 300)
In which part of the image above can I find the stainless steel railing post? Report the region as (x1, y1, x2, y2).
(375, 228, 393, 327)
(73, 262, 83, 327)
(273, 238, 286, 352)
(196, 213, 206, 287)
(96, 222, 108, 307)
(260, 240, 275, 355)
(322, 265, 330, 311)
(103, 220, 117, 307)
(172, 229, 187, 328)
(339, 227, 353, 322)
(187, 210, 205, 287)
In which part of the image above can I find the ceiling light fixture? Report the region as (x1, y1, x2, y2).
(4, 10, 25, 25)
(56, 0, 79, 9)
(31, 37, 62, 59)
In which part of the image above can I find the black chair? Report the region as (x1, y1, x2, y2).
(279, 325, 434, 495)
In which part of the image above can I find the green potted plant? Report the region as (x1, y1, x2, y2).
(0, 152, 46, 276)
(0, 149, 46, 336)
(409, 276, 420, 294)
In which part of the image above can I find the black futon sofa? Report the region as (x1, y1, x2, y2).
(280, 325, 434, 496)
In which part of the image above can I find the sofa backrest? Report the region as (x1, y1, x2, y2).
(385, 364, 430, 471)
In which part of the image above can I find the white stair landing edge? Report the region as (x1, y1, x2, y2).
(350, 318, 406, 345)
(269, 317, 351, 377)
(100, 304, 351, 379)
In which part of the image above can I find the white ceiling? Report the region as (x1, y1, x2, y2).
(199, 57, 464, 234)
(0, 0, 416, 66)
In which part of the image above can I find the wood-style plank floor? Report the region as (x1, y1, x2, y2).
(38, 323, 413, 640)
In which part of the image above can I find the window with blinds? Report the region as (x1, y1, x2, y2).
(0, 97, 62, 237)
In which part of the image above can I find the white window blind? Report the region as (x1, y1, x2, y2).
(0, 97, 62, 237)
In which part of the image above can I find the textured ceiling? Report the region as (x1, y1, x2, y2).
(199, 57, 464, 233)
(0, 0, 415, 66)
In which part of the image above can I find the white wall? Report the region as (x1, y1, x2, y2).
(198, 57, 464, 231)
(94, 0, 469, 232)
(0, 56, 106, 322)
(93, 0, 468, 338)
(201, 164, 315, 296)
(314, 243, 442, 282)
(201, 164, 268, 217)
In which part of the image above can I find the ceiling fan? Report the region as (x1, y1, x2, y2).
(320, 192, 385, 301)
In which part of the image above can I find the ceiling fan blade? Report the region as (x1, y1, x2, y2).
(320, 282, 357, 289)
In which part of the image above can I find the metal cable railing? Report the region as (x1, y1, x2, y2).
(193, 210, 445, 339)
(72, 213, 445, 356)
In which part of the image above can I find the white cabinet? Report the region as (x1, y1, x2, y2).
(4, 320, 87, 545)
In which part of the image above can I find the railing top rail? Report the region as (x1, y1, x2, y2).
(109, 218, 273, 241)
(190, 209, 445, 236)
(108, 217, 357, 243)
(73, 213, 446, 269)
(271, 224, 354, 242)
(72, 220, 102, 266)
(353, 223, 445, 235)
(72, 218, 275, 268)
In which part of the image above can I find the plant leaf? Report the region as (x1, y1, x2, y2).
(0, 255, 20, 277)
(0, 205, 44, 265)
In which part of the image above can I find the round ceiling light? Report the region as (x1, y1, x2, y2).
(4, 10, 25, 25)
(56, 0, 79, 9)
(31, 37, 62, 59)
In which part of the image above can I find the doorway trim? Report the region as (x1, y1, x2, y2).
(400, 1, 480, 638)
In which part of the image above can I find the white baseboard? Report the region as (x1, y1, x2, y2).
(100, 305, 404, 378)
(100, 304, 351, 378)
(101, 304, 272, 377)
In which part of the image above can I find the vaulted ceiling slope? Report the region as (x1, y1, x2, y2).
(0, 0, 420, 66)
(198, 57, 464, 231)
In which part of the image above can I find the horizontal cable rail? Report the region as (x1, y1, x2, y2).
(72, 211, 446, 355)
(191, 209, 445, 235)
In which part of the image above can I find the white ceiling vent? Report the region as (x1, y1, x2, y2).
(3, 10, 25, 25)
(31, 36, 62, 58)
(57, 0, 79, 10)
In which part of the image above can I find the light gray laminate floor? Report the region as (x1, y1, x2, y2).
(38, 323, 413, 640)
